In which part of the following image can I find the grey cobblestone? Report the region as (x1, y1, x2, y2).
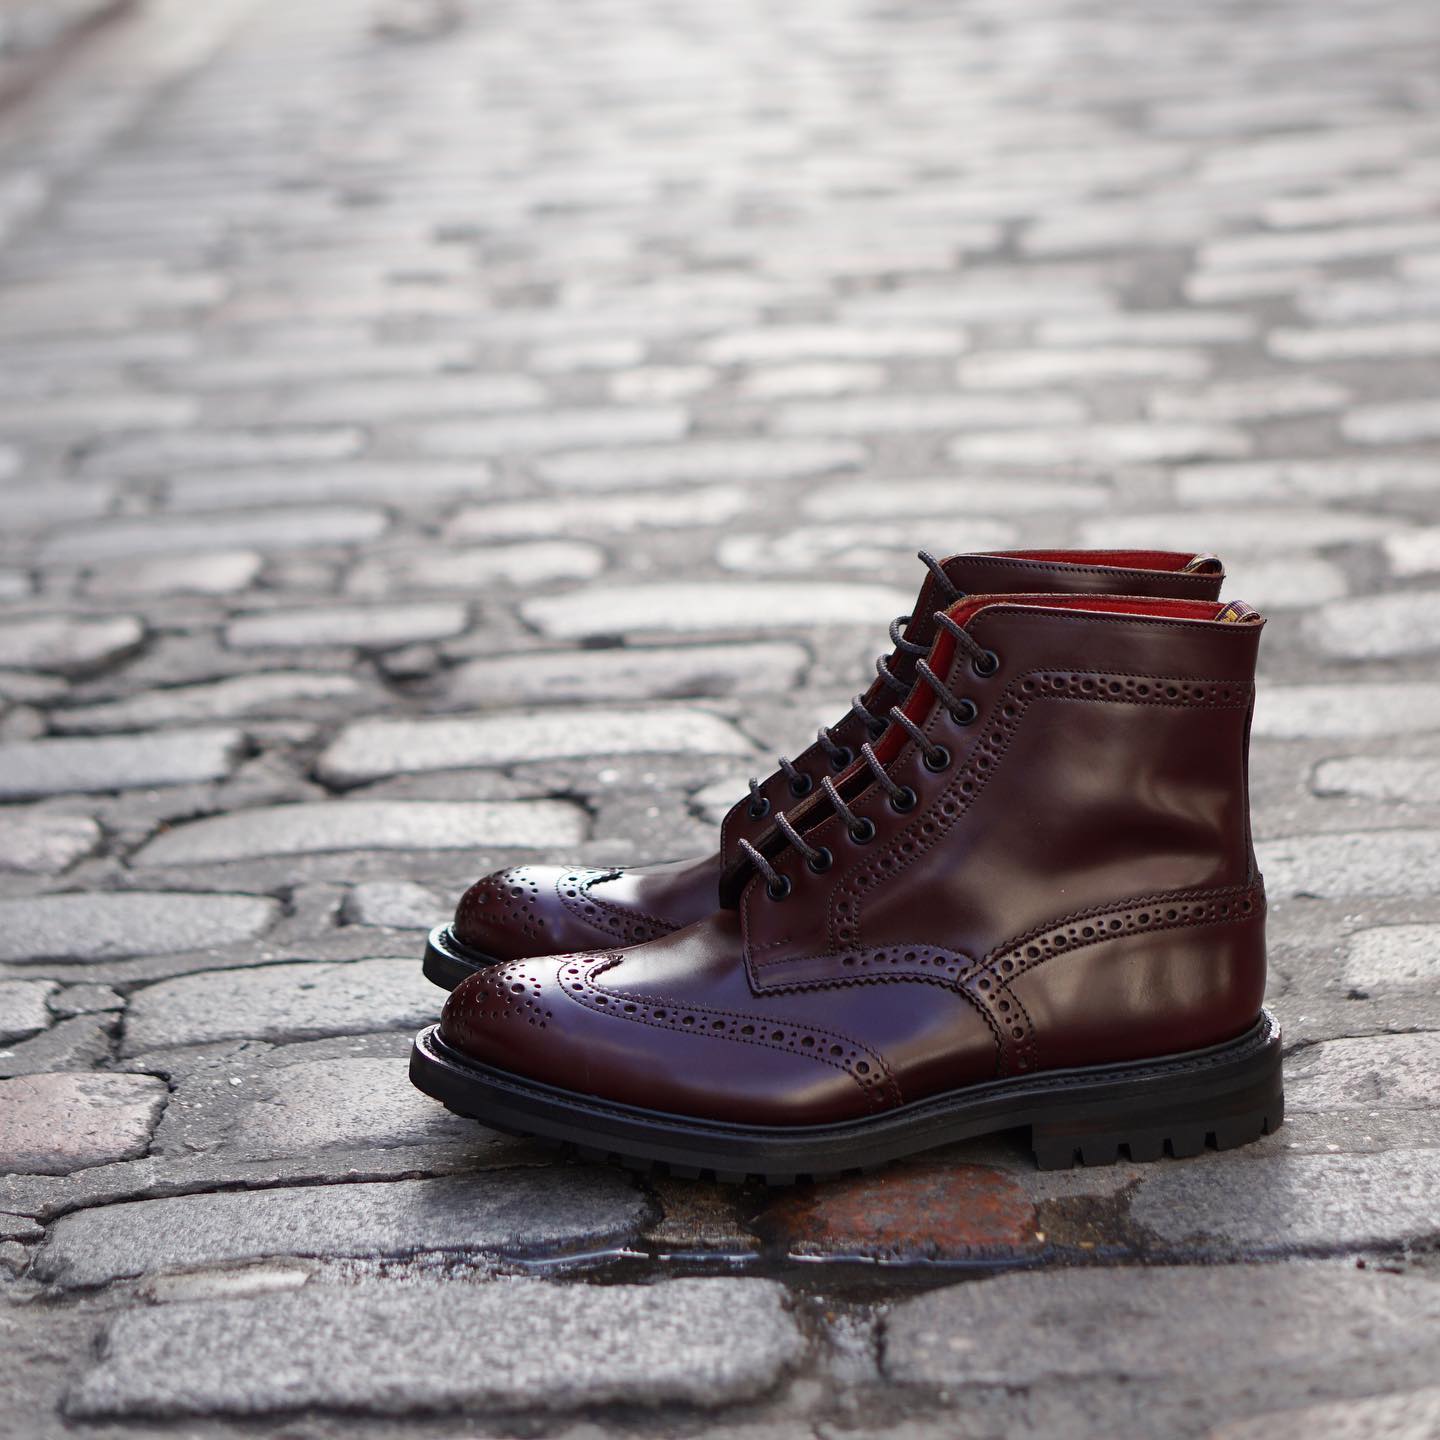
(1257, 830, 1440, 899)
(1313, 757, 1440, 804)
(1129, 1149, 1440, 1253)
(535, 439, 864, 490)
(417, 405, 687, 457)
(51, 672, 369, 733)
(0, 727, 244, 798)
(225, 603, 469, 651)
(885, 1265, 1440, 1388)
(447, 484, 748, 539)
(339, 881, 444, 929)
(0, 1072, 166, 1175)
(1, 0, 1438, 1431)
(67, 1277, 799, 1418)
(46, 506, 388, 561)
(0, 615, 142, 674)
(319, 707, 753, 785)
(1211, 1389, 1440, 1440)
(34, 1170, 650, 1287)
(442, 641, 808, 708)
(0, 811, 100, 872)
(155, 1055, 493, 1159)
(0, 891, 279, 962)
(0, 979, 55, 1043)
(1305, 591, 1440, 659)
(83, 550, 263, 598)
(123, 958, 439, 1051)
(77, 425, 364, 478)
(0, 1012, 116, 1077)
(1343, 924, 1440, 992)
(165, 461, 493, 510)
(1255, 683, 1440, 739)
(134, 799, 588, 865)
(1286, 1034, 1440, 1111)
(521, 581, 912, 638)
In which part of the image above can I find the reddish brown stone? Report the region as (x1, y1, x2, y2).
(750, 1160, 1040, 1261)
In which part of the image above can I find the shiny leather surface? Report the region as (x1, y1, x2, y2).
(447, 551, 1224, 966)
(451, 854, 719, 958)
(441, 595, 1268, 1126)
(718, 550, 1225, 864)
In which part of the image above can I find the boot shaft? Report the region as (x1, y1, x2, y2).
(730, 593, 1266, 1072)
(722, 549, 1225, 863)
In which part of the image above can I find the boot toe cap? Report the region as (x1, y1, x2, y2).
(451, 866, 557, 959)
(439, 955, 580, 1079)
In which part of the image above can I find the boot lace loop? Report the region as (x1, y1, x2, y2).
(745, 550, 964, 803)
(740, 610, 1002, 900)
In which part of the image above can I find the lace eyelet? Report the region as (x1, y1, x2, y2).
(849, 817, 876, 844)
(830, 746, 854, 771)
(890, 785, 918, 813)
(924, 745, 952, 773)
(789, 773, 814, 798)
(867, 720, 887, 741)
(806, 845, 833, 875)
(950, 699, 978, 727)
(747, 795, 770, 820)
(766, 875, 792, 902)
(972, 649, 1000, 678)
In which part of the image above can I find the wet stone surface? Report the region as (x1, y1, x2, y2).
(32, 1170, 652, 1287)
(0, 0, 1438, 1434)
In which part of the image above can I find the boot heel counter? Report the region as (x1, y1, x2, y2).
(1000, 884, 1268, 1075)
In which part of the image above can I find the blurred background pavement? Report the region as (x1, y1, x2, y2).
(1, 0, 1440, 1435)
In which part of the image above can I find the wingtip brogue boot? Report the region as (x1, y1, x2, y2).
(422, 550, 1228, 990)
(412, 591, 1282, 1181)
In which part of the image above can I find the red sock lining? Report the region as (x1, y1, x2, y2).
(869, 593, 1248, 766)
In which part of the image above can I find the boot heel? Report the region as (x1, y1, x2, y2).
(1029, 1021, 1284, 1170)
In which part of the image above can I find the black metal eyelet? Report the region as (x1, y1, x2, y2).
(747, 795, 770, 820)
(972, 649, 1000, 678)
(789, 773, 814, 798)
(890, 785, 918, 813)
(923, 745, 952, 773)
(766, 875, 793, 902)
(830, 746, 854, 771)
(848, 817, 876, 844)
(950, 699, 978, 727)
(806, 845, 833, 875)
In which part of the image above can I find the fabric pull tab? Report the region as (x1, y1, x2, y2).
(1215, 601, 1261, 624)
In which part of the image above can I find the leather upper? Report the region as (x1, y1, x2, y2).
(447, 550, 1225, 966)
(451, 855, 720, 959)
(441, 595, 1268, 1126)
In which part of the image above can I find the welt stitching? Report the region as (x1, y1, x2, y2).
(458, 1015, 1276, 1135)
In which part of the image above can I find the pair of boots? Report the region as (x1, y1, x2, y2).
(409, 549, 1283, 1183)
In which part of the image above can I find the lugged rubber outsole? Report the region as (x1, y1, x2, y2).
(421, 924, 497, 991)
(408, 1009, 1284, 1185)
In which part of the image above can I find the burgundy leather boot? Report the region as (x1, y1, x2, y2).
(423, 550, 1225, 989)
(412, 590, 1282, 1179)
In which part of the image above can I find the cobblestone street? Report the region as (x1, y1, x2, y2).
(2, 0, 1440, 1434)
